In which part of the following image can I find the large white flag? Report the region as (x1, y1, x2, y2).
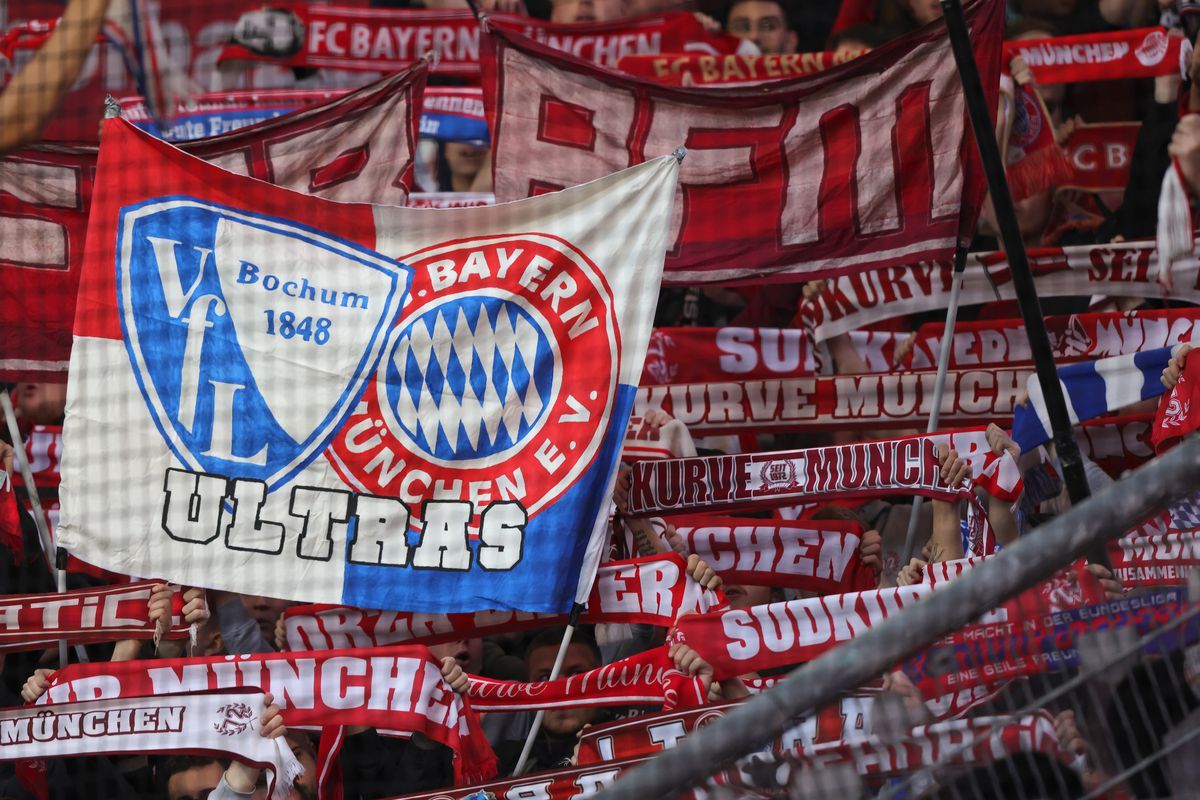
(58, 119, 678, 613)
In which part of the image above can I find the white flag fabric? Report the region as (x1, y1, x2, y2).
(58, 119, 678, 613)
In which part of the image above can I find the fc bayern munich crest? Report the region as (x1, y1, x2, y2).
(328, 233, 619, 520)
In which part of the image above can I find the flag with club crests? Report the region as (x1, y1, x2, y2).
(58, 119, 678, 613)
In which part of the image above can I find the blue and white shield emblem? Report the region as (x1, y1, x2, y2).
(116, 196, 410, 491)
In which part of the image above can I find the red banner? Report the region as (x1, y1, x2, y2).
(0, 67, 425, 382)
(632, 367, 1033, 434)
(466, 646, 705, 712)
(1003, 27, 1184, 84)
(283, 554, 725, 652)
(669, 517, 876, 592)
(40, 647, 497, 783)
(482, 0, 1003, 285)
(799, 240, 1200, 342)
(1061, 122, 1140, 193)
(218, 7, 745, 75)
(0, 581, 187, 652)
(616, 50, 867, 85)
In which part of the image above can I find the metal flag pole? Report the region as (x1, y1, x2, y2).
(512, 603, 585, 776)
(0, 392, 69, 668)
(899, 242, 969, 567)
(938, 0, 1107, 565)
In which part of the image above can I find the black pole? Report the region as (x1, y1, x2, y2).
(939, 0, 1108, 566)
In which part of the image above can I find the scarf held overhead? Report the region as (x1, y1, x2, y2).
(282, 554, 724, 652)
(0, 581, 188, 653)
(0, 690, 301, 800)
(799, 240, 1200, 343)
(39, 646, 497, 783)
(218, 6, 746, 75)
(628, 438, 995, 555)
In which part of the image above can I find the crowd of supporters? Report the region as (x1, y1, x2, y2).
(3, 0, 1200, 797)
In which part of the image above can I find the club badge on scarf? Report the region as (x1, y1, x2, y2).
(58, 118, 677, 614)
(40, 647, 497, 783)
(629, 438, 995, 556)
(1, 690, 301, 800)
(1005, 83, 1073, 202)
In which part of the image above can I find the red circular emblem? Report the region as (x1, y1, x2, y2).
(328, 233, 618, 522)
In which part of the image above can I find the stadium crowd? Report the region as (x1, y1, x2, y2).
(2, 0, 1200, 797)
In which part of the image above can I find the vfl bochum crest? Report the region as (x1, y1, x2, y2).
(117, 197, 411, 490)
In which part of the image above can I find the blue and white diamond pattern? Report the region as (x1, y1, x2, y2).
(384, 295, 557, 463)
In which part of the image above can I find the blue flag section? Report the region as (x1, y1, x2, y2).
(1012, 346, 1175, 453)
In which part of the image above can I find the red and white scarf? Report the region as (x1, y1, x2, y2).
(630, 439, 995, 554)
(466, 647, 706, 712)
(633, 367, 1033, 435)
(218, 6, 745, 75)
(1003, 27, 1184, 84)
(40, 647, 497, 784)
(714, 713, 1066, 789)
(799, 241, 1200, 343)
(1005, 82, 1073, 202)
(0, 581, 188, 653)
(4, 690, 301, 800)
(1110, 530, 1200, 588)
(616, 50, 867, 85)
(669, 517, 876, 592)
(672, 583, 938, 679)
(904, 310, 1199, 371)
(284, 554, 724, 652)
